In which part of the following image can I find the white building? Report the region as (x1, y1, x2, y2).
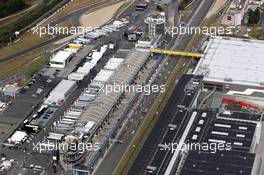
(47, 132, 64, 141)
(49, 50, 73, 68)
(84, 121, 95, 133)
(222, 0, 249, 26)
(94, 70, 114, 82)
(45, 79, 77, 106)
(104, 58, 124, 70)
(7, 131, 27, 145)
(144, 12, 166, 36)
(3, 84, 19, 97)
(68, 72, 86, 81)
(249, 0, 264, 8)
(113, 20, 125, 29)
(194, 36, 264, 92)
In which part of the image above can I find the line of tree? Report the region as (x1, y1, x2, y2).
(247, 8, 260, 25)
(0, 0, 63, 46)
(0, 0, 27, 18)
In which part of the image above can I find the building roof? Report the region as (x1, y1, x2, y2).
(3, 84, 19, 93)
(8, 131, 27, 144)
(52, 79, 76, 94)
(50, 50, 73, 63)
(79, 49, 151, 126)
(181, 109, 258, 175)
(47, 132, 64, 141)
(229, 0, 247, 10)
(76, 62, 95, 75)
(94, 70, 114, 82)
(187, 109, 257, 152)
(218, 111, 261, 123)
(68, 72, 85, 81)
(180, 150, 256, 175)
(104, 58, 124, 70)
(194, 36, 264, 87)
(45, 79, 76, 105)
(113, 20, 123, 27)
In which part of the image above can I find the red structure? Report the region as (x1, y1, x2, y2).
(223, 98, 258, 109)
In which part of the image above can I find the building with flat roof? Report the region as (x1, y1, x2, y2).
(50, 50, 73, 68)
(249, 0, 264, 9)
(7, 131, 27, 145)
(222, 0, 249, 26)
(194, 36, 264, 92)
(176, 109, 262, 175)
(180, 150, 257, 175)
(45, 79, 77, 106)
(3, 83, 20, 97)
(186, 109, 261, 153)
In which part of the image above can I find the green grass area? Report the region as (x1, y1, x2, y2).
(0, 32, 51, 59)
(250, 27, 262, 39)
(0, 49, 50, 79)
(223, 26, 262, 40)
(0, 55, 49, 85)
(22, 56, 49, 75)
(0, 0, 64, 46)
(10, 55, 49, 78)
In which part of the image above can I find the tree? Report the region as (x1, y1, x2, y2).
(0, 0, 26, 18)
(247, 8, 260, 25)
(156, 4, 164, 12)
